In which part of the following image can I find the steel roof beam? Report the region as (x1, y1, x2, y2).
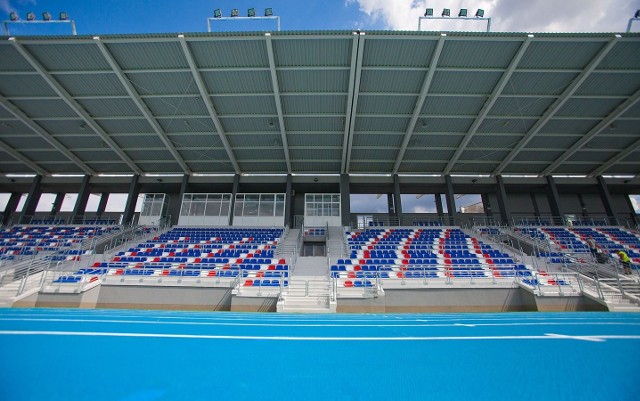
(178, 35, 240, 174)
(264, 33, 291, 173)
(492, 36, 620, 175)
(543, 88, 640, 176)
(393, 35, 446, 174)
(444, 37, 533, 174)
(0, 94, 94, 175)
(9, 38, 142, 174)
(342, 32, 365, 174)
(590, 138, 640, 177)
(93, 37, 191, 174)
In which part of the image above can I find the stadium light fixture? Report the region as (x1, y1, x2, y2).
(627, 10, 640, 32)
(59, 11, 68, 21)
(265, 8, 273, 17)
(230, 8, 239, 17)
(26, 12, 35, 21)
(442, 8, 450, 17)
(475, 9, 484, 18)
(9, 12, 18, 21)
(248, 8, 256, 17)
(42, 12, 51, 21)
(458, 9, 468, 17)
(213, 9, 222, 18)
(424, 8, 433, 17)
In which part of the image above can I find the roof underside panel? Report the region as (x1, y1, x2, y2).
(438, 40, 522, 68)
(0, 32, 638, 177)
(359, 70, 426, 93)
(23, 43, 110, 71)
(0, 44, 35, 71)
(55, 73, 128, 96)
(0, 74, 58, 97)
(273, 38, 352, 67)
(202, 70, 273, 94)
(188, 40, 269, 68)
(10, 98, 77, 118)
(518, 41, 607, 69)
(143, 96, 209, 116)
(363, 39, 436, 67)
(277, 69, 349, 93)
(105, 41, 188, 70)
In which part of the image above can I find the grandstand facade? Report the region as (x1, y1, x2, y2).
(0, 30, 639, 312)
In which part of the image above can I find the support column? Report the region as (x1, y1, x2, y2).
(96, 192, 109, 217)
(20, 175, 42, 223)
(545, 175, 564, 225)
(596, 175, 617, 224)
(444, 175, 456, 225)
(393, 174, 402, 225)
(122, 175, 140, 225)
(50, 193, 65, 218)
(72, 175, 91, 223)
(481, 193, 493, 223)
(1, 192, 22, 225)
(339, 174, 350, 227)
(284, 174, 292, 228)
(228, 174, 240, 226)
(495, 175, 512, 226)
(170, 174, 189, 226)
(386, 194, 394, 222)
(435, 193, 444, 217)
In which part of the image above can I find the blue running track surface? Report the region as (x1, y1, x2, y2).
(0, 309, 639, 401)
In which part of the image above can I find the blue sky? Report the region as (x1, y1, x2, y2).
(2, 0, 639, 35)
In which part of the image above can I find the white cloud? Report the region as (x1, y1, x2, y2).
(349, 0, 639, 32)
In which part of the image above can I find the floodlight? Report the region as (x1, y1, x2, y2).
(42, 12, 51, 21)
(231, 8, 239, 17)
(59, 11, 69, 20)
(442, 8, 450, 17)
(265, 8, 273, 17)
(26, 12, 35, 21)
(459, 9, 468, 17)
(424, 8, 433, 17)
(213, 9, 222, 18)
(248, 8, 255, 17)
(635, 10, 640, 19)
(9, 11, 18, 21)
(475, 9, 484, 18)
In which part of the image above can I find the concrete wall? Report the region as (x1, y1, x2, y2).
(382, 288, 537, 313)
(95, 285, 233, 311)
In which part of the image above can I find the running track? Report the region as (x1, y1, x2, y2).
(0, 309, 639, 401)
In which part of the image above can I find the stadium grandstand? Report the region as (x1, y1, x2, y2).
(0, 16, 640, 314)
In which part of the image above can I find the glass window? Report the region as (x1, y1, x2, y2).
(35, 193, 57, 212)
(630, 195, 640, 214)
(243, 194, 259, 216)
(275, 198, 285, 217)
(401, 194, 438, 213)
(221, 195, 231, 217)
(259, 194, 274, 216)
(105, 193, 128, 212)
(456, 194, 484, 214)
(205, 196, 221, 216)
(59, 194, 77, 212)
(350, 194, 387, 213)
(85, 193, 101, 212)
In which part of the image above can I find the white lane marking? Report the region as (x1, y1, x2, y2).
(1, 317, 640, 329)
(1, 330, 640, 342)
(545, 333, 606, 342)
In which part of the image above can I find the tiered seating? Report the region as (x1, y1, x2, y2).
(517, 226, 640, 268)
(0, 225, 115, 260)
(61, 227, 289, 287)
(332, 227, 546, 287)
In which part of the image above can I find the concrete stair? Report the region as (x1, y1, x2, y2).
(277, 276, 336, 313)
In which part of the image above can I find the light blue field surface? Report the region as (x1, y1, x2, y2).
(0, 309, 639, 401)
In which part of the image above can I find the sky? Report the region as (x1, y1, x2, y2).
(1, 0, 639, 35)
